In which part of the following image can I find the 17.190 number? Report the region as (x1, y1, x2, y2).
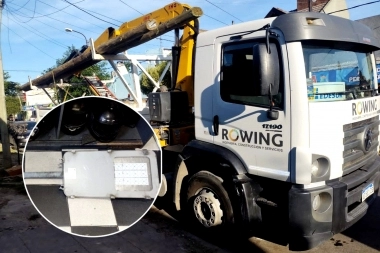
(262, 124, 282, 129)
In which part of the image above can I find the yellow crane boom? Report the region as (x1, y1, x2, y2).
(93, 2, 192, 48)
(91, 2, 197, 106)
(19, 1, 202, 102)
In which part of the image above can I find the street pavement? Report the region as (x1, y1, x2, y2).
(1, 151, 228, 253)
(1, 151, 380, 252)
(0, 185, 230, 253)
(1, 181, 379, 253)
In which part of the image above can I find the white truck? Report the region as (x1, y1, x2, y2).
(20, 2, 380, 250)
(151, 10, 380, 250)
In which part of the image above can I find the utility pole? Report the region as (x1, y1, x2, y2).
(309, 0, 317, 12)
(0, 0, 13, 170)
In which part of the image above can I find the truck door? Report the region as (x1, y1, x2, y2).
(212, 37, 291, 181)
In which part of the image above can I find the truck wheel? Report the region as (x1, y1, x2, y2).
(185, 171, 234, 228)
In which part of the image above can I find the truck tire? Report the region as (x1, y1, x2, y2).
(185, 171, 234, 228)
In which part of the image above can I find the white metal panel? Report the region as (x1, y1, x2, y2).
(309, 97, 380, 179)
(24, 151, 62, 173)
(210, 31, 291, 182)
(63, 150, 159, 199)
(286, 42, 312, 183)
(24, 179, 63, 185)
(59, 226, 72, 233)
(68, 198, 117, 226)
(194, 44, 214, 143)
(196, 17, 276, 47)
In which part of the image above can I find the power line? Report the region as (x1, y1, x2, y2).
(156, 38, 174, 43)
(4, 4, 33, 22)
(4, 69, 41, 72)
(204, 13, 229, 26)
(32, 18, 89, 44)
(29, 0, 37, 21)
(4, 8, 12, 54)
(34, 2, 71, 17)
(5, 4, 69, 48)
(205, 0, 243, 22)
(1, 23, 56, 60)
(119, 0, 143, 15)
(37, 0, 104, 29)
(6, 13, 68, 48)
(61, 0, 125, 25)
(10, 0, 31, 12)
(62, 0, 119, 26)
(5, 2, 99, 34)
(4, 6, 95, 46)
(7, 0, 37, 23)
(6, 0, 84, 19)
(328, 0, 380, 14)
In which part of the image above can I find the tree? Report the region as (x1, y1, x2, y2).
(140, 62, 171, 95)
(4, 71, 19, 96)
(5, 96, 20, 116)
(42, 46, 111, 99)
(3, 72, 21, 117)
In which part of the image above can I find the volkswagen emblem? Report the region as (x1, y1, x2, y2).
(364, 128, 373, 152)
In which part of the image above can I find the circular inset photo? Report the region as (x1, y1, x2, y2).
(22, 96, 161, 237)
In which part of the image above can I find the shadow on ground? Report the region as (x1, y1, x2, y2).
(153, 193, 275, 253)
(341, 192, 380, 251)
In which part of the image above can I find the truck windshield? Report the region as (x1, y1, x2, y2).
(302, 42, 375, 102)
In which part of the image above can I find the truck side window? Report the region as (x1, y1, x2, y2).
(221, 41, 282, 108)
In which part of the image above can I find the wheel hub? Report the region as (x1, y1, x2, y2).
(193, 189, 223, 227)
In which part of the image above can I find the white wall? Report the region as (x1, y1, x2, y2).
(25, 88, 55, 106)
(324, 0, 350, 19)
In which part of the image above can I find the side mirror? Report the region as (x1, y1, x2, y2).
(253, 43, 280, 120)
(252, 43, 280, 96)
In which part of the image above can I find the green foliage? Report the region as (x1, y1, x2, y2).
(75, 62, 111, 81)
(42, 45, 78, 74)
(68, 85, 90, 98)
(124, 61, 132, 72)
(3, 71, 20, 96)
(3, 71, 21, 116)
(5, 96, 21, 116)
(42, 45, 111, 99)
(57, 85, 90, 103)
(140, 62, 171, 95)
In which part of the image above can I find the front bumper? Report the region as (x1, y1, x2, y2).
(288, 156, 380, 250)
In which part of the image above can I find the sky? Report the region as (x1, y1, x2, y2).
(0, 0, 379, 85)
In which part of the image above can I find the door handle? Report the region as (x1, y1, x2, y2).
(213, 115, 219, 136)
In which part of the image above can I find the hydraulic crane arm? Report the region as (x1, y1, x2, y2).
(19, 2, 202, 92)
(93, 2, 193, 49)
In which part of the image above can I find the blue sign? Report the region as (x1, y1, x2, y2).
(22, 106, 35, 111)
(312, 67, 359, 86)
(313, 64, 380, 86)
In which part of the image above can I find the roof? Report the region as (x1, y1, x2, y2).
(265, 7, 288, 18)
(264, 0, 331, 18)
(297, 2, 330, 13)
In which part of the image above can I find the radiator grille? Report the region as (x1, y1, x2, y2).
(342, 116, 379, 175)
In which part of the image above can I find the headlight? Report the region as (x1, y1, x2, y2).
(311, 157, 330, 182)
